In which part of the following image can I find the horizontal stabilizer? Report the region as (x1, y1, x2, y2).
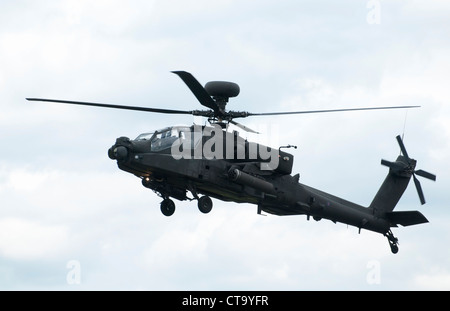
(385, 211, 429, 227)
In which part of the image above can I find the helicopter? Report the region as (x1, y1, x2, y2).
(27, 71, 436, 254)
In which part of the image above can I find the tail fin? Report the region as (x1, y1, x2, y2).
(369, 155, 412, 214)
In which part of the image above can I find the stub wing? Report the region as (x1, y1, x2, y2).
(385, 210, 429, 227)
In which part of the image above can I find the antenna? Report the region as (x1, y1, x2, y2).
(401, 110, 408, 141)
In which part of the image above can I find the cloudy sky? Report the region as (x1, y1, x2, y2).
(1, 0, 449, 290)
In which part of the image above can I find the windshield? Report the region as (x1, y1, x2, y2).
(134, 126, 201, 152)
(135, 132, 154, 141)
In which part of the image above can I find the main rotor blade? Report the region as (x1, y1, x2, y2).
(413, 174, 426, 205)
(246, 105, 420, 117)
(229, 120, 260, 134)
(26, 98, 194, 115)
(415, 169, 437, 181)
(171, 71, 219, 113)
(396, 135, 410, 160)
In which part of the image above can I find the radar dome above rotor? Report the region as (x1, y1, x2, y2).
(205, 81, 240, 99)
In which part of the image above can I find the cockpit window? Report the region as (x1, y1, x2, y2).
(135, 132, 154, 141)
(135, 126, 201, 152)
(151, 129, 179, 151)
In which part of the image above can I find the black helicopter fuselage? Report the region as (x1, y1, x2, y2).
(108, 124, 400, 237)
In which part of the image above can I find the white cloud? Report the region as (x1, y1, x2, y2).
(60, 0, 156, 32)
(402, 0, 450, 15)
(0, 218, 68, 261)
(6, 168, 58, 192)
(413, 268, 450, 290)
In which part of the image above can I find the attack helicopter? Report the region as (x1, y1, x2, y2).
(27, 71, 436, 254)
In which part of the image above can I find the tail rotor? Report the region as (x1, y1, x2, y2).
(381, 135, 436, 205)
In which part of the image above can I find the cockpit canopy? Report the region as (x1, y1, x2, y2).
(134, 132, 154, 141)
(135, 125, 200, 152)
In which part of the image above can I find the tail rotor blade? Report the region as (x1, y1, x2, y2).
(415, 169, 437, 181)
(413, 174, 426, 205)
(396, 135, 410, 160)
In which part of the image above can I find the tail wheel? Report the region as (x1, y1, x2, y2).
(160, 198, 175, 216)
(385, 230, 399, 254)
(390, 243, 399, 254)
(198, 196, 213, 214)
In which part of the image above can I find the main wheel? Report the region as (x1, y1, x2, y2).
(160, 199, 175, 216)
(197, 196, 213, 214)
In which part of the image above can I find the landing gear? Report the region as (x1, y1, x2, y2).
(158, 194, 213, 216)
(160, 198, 175, 216)
(197, 196, 213, 214)
(385, 230, 399, 254)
